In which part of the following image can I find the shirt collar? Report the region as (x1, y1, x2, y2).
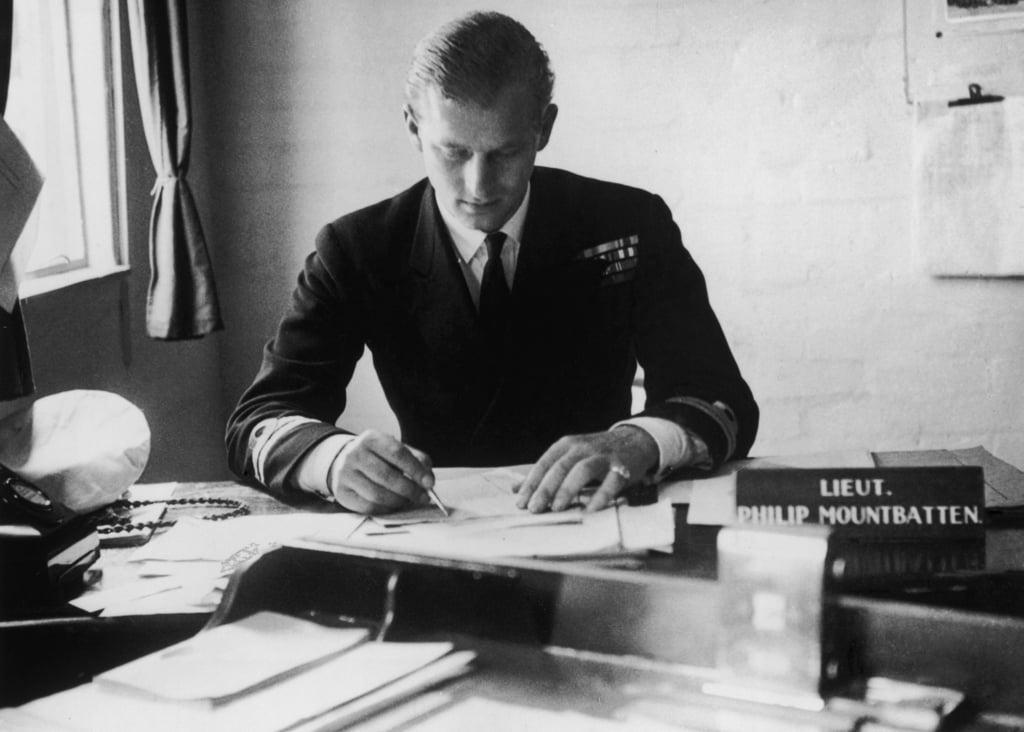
(437, 185, 530, 264)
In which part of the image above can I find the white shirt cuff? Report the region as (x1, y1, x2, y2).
(295, 433, 355, 501)
(613, 416, 711, 479)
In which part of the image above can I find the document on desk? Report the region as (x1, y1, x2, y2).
(128, 513, 364, 564)
(300, 466, 676, 559)
(72, 513, 365, 616)
(404, 696, 634, 731)
(16, 611, 475, 732)
(95, 611, 369, 704)
(374, 465, 533, 526)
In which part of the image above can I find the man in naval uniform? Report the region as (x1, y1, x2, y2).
(226, 11, 758, 515)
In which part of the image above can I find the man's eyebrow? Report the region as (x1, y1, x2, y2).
(434, 139, 526, 153)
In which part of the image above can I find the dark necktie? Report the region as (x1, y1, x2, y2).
(479, 231, 510, 341)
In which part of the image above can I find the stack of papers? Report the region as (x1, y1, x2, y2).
(74, 512, 364, 616)
(11, 612, 475, 731)
(402, 697, 642, 731)
(94, 611, 370, 704)
(301, 466, 676, 559)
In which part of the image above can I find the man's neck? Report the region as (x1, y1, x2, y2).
(437, 186, 531, 263)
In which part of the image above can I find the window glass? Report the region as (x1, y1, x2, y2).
(6, 0, 124, 286)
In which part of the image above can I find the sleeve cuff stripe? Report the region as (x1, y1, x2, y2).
(250, 416, 319, 484)
(665, 397, 738, 462)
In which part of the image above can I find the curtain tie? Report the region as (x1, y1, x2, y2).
(150, 172, 180, 195)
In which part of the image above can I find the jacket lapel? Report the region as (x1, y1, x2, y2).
(408, 186, 484, 351)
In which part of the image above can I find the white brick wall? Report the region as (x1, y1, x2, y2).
(196, 0, 1024, 468)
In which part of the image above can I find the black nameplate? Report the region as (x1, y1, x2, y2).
(735, 467, 985, 539)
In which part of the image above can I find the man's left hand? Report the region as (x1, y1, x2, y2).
(516, 426, 659, 513)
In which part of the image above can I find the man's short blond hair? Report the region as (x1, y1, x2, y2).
(405, 11, 555, 122)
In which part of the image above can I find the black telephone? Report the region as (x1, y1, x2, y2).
(0, 462, 99, 616)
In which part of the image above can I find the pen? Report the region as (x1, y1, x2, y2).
(402, 466, 449, 517)
(425, 484, 450, 517)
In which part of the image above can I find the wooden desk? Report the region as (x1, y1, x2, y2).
(170, 480, 321, 515)
(6, 452, 1024, 726)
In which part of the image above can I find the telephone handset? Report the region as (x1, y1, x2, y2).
(1, 462, 72, 526)
(0, 462, 99, 616)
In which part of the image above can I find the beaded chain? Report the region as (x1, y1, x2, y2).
(94, 497, 250, 534)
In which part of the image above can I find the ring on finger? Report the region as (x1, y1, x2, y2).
(609, 464, 631, 481)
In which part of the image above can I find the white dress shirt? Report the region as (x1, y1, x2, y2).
(437, 186, 527, 306)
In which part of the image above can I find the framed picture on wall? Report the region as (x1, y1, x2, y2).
(905, 0, 1024, 101)
(944, 0, 1024, 29)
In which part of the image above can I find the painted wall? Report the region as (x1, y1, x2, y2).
(190, 0, 1024, 467)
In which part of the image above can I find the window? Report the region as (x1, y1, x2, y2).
(6, 0, 126, 293)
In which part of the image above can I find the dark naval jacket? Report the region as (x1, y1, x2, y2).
(226, 167, 758, 498)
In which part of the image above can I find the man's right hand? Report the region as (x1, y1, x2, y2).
(303, 430, 435, 514)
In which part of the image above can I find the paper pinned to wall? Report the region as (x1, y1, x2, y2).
(913, 97, 1024, 276)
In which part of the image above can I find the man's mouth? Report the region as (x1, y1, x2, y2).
(461, 199, 499, 211)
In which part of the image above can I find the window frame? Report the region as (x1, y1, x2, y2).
(9, 0, 129, 298)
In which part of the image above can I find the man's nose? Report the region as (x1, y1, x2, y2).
(463, 155, 495, 200)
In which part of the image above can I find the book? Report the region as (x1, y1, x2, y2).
(22, 629, 473, 732)
(95, 611, 369, 705)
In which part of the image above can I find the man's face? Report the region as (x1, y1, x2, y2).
(405, 83, 557, 233)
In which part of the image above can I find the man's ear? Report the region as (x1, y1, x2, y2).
(536, 103, 558, 152)
(403, 105, 423, 152)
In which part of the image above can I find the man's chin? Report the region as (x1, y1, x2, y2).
(455, 205, 511, 233)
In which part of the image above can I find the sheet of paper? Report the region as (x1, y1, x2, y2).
(21, 640, 462, 732)
(302, 465, 677, 559)
(617, 500, 675, 552)
(74, 513, 364, 615)
(96, 611, 369, 704)
(405, 697, 633, 732)
(913, 97, 1024, 276)
(376, 466, 531, 526)
(331, 508, 616, 559)
(70, 574, 199, 615)
(129, 513, 363, 563)
(369, 509, 582, 533)
(85, 575, 228, 617)
(288, 654, 473, 732)
(0, 708, 81, 732)
(0, 118, 44, 312)
(324, 691, 454, 732)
